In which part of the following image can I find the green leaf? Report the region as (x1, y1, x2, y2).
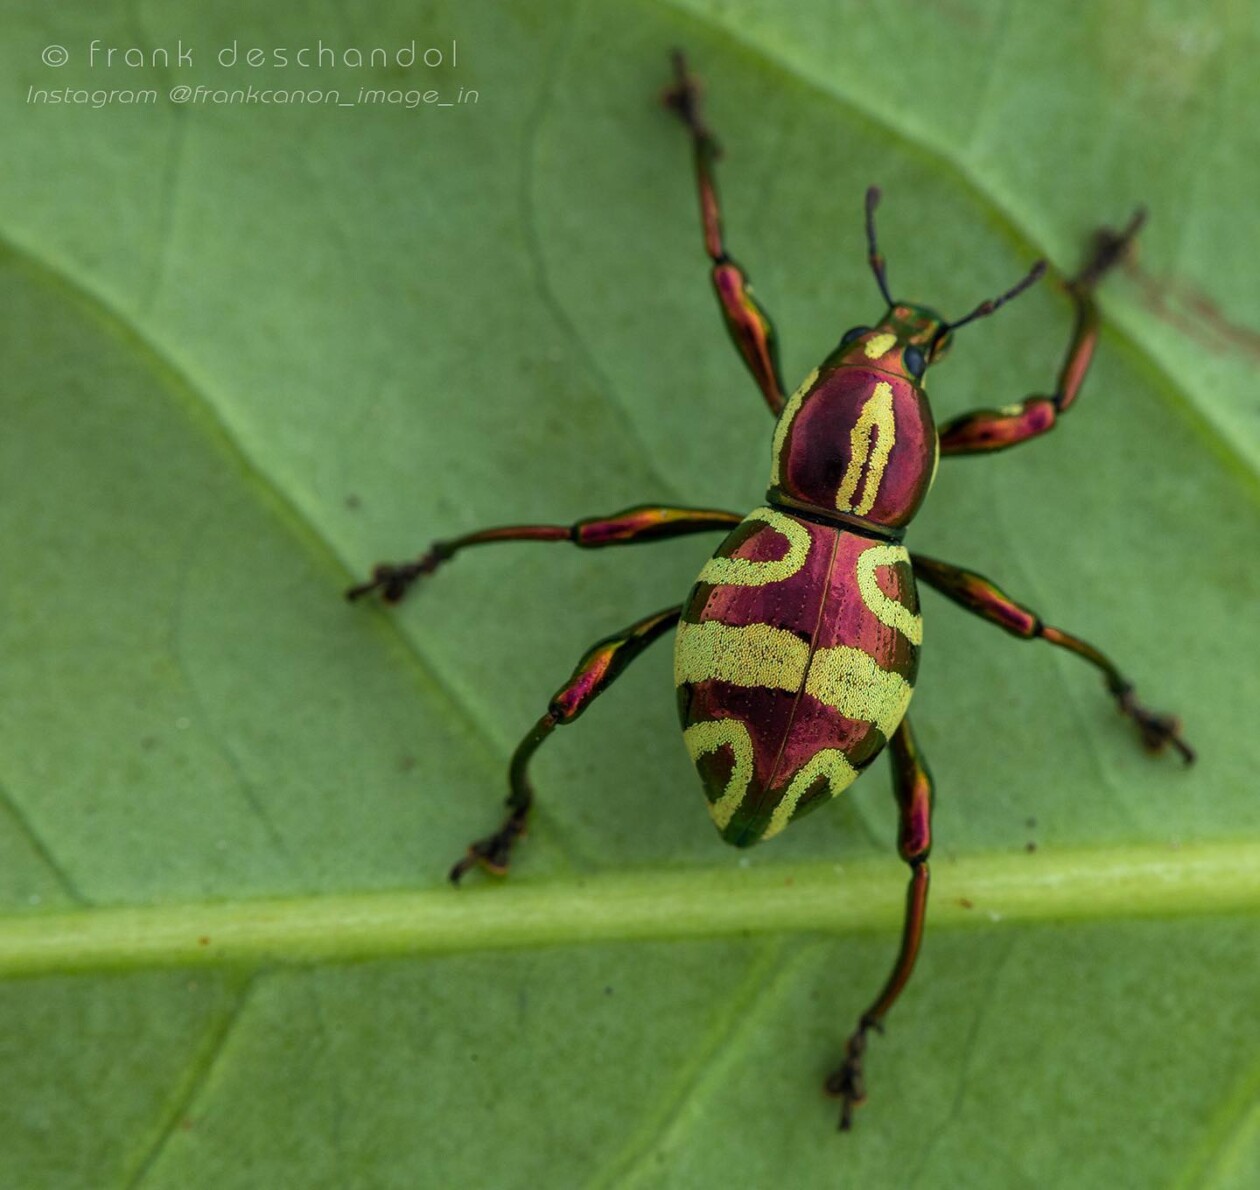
(2, 1, 1258, 1185)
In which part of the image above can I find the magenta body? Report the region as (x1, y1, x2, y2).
(675, 318, 941, 847)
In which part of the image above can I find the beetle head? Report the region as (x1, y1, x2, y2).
(832, 306, 951, 383)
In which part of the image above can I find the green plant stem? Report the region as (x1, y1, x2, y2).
(1, 841, 1254, 977)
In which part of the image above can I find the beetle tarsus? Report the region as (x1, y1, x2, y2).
(345, 545, 450, 604)
(826, 1017, 881, 1131)
(1115, 686, 1195, 764)
(662, 49, 719, 152)
(1071, 207, 1147, 292)
(448, 807, 529, 884)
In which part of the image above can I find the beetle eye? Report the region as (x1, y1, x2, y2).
(903, 345, 926, 378)
(838, 325, 869, 347)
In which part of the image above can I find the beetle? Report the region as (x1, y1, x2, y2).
(347, 52, 1194, 1131)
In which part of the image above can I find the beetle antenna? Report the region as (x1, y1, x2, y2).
(943, 259, 1047, 333)
(865, 187, 896, 308)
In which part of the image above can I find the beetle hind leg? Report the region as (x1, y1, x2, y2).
(450, 604, 683, 883)
(826, 716, 933, 1130)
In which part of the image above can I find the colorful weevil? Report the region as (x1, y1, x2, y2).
(348, 52, 1195, 1131)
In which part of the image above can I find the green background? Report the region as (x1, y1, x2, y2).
(1, 1, 1258, 1185)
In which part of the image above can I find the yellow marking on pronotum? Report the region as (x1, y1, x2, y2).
(696, 507, 811, 588)
(856, 545, 922, 645)
(674, 620, 809, 691)
(769, 368, 817, 486)
(762, 749, 858, 840)
(836, 381, 896, 517)
(684, 718, 755, 830)
(804, 645, 912, 739)
(863, 332, 897, 359)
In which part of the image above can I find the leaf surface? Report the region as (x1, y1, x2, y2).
(2, 2, 1258, 1186)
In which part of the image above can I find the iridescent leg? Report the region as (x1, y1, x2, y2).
(347, 505, 741, 603)
(450, 605, 683, 882)
(826, 716, 933, 1131)
(938, 210, 1146, 455)
(662, 51, 787, 416)
(912, 553, 1194, 762)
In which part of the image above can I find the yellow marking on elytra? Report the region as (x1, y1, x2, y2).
(684, 718, 755, 830)
(674, 620, 809, 691)
(697, 507, 811, 587)
(835, 381, 896, 517)
(804, 645, 913, 739)
(769, 368, 818, 486)
(762, 749, 858, 839)
(863, 332, 897, 359)
(856, 545, 922, 645)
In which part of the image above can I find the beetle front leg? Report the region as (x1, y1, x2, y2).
(938, 209, 1145, 455)
(347, 505, 741, 603)
(912, 553, 1194, 762)
(450, 605, 683, 883)
(662, 51, 787, 416)
(827, 716, 933, 1131)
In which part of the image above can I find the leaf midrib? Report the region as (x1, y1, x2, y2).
(1, 840, 1255, 978)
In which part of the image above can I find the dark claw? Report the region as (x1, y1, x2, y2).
(1117, 688, 1195, 764)
(344, 545, 449, 604)
(448, 809, 529, 885)
(825, 1019, 875, 1132)
(662, 49, 720, 153)
(448, 847, 496, 885)
(1072, 207, 1147, 291)
(662, 49, 696, 119)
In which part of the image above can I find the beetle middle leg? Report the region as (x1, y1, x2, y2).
(347, 505, 742, 603)
(449, 604, 683, 883)
(912, 553, 1194, 761)
(826, 715, 933, 1131)
(662, 51, 787, 417)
